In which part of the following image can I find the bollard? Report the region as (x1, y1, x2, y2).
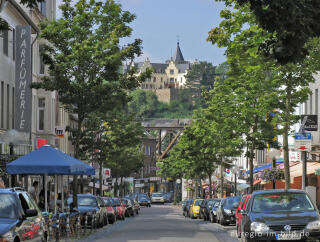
(55, 215, 60, 242)
(84, 214, 88, 234)
(77, 214, 81, 239)
(48, 217, 52, 241)
(66, 213, 70, 240)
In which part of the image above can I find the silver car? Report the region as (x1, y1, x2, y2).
(151, 193, 165, 204)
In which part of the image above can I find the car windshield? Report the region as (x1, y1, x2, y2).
(68, 196, 96, 207)
(0, 194, 18, 219)
(208, 200, 216, 206)
(103, 198, 111, 206)
(195, 200, 202, 206)
(113, 199, 121, 206)
(252, 193, 315, 213)
(152, 193, 163, 197)
(224, 197, 241, 209)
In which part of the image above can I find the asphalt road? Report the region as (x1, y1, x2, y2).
(79, 204, 240, 242)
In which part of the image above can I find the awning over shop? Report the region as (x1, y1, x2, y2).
(6, 145, 95, 175)
(246, 159, 284, 174)
(88, 182, 108, 191)
(238, 183, 250, 190)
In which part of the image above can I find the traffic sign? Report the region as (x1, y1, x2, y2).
(294, 133, 312, 152)
(301, 115, 318, 131)
(294, 133, 311, 140)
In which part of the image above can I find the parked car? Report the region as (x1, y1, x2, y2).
(121, 198, 135, 217)
(209, 199, 221, 223)
(112, 197, 126, 220)
(151, 193, 165, 204)
(240, 189, 320, 242)
(184, 199, 193, 217)
(216, 196, 241, 226)
(163, 192, 173, 203)
(102, 197, 116, 224)
(0, 187, 46, 241)
(235, 194, 251, 238)
(200, 199, 220, 221)
(189, 199, 204, 219)
(137, 194, 151, 207)
(67, 194, 108, 228)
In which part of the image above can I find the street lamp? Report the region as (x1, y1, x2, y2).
(231, 166, 240, 196)
(268, 148, 281, 189)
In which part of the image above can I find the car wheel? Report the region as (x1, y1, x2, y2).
(220, 216, 225, 226)
(210, 213, 214, 223)
(237, 223, 241, 238)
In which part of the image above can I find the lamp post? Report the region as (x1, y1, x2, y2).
(268, 148, 281, 189)
(231, 166, 240, 196)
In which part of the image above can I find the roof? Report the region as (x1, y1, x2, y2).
(150, 63, 168, 73)
(176, 63, 191, 73)
(252, 189, 306, 196)
(173, 42, 184, 63)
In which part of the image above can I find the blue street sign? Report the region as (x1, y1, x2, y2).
(295, 133, 312, 140)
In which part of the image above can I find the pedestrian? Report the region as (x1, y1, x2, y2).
(29, 181, 39, 204)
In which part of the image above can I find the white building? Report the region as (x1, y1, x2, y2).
(0, 0, 70, 156)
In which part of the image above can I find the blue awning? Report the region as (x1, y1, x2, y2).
(6, 145, 95, 175)
(246, 159, 284, 174)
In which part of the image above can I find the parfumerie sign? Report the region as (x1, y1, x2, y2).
(15, 26, 32, 132)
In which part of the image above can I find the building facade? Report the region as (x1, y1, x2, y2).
(0, 1, 76, 158)
(135, 42, 192, 92)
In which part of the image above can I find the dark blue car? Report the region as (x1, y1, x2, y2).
(67, 194, 108, 228)
(0, 187, 46, 241)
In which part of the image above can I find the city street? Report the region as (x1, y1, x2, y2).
(80, 204, 239, 242)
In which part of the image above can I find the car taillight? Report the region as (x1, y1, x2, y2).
(0, 238, 7, 242)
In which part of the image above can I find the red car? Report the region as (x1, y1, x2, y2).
(102, 197, 117, 224)
(235, 194, 251, 238)
(112, 197, 126, 220)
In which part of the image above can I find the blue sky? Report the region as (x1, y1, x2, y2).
(56, 0, 227, 66)
(116, 0, 226, 65)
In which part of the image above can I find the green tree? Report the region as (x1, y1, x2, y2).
(216, 0, 320, 64)
(32, 0, 146, 205)
(209, 3, 320, 189)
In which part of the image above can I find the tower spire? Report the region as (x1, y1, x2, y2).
(173, 40, 184, 63)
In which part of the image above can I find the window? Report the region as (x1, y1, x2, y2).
(316, 89, 318, 115)
(180, 77, 183, 83)
(305, 101, 308, 115)
(153, 77, 156, 82)
(310, 93, 313, 114)
(40, 1, 46, 16)
(170, 69, 174, 75)
(7, 85, 9, 129)
(148, 146, 151, 156)
(145, 145, 148, 155)
(1, 81, 3, 128)
(2, 30, 8, 56)
(39, 45, 45, 74)
(12, 87, 14, 128)
(161, 77, 163, 82)
(170, 78, 174, 83)
(37, 98, 45, 131)
(12, 29, 15, 61)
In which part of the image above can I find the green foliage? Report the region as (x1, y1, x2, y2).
(127, 89, 200, 120)
(209, 1, 320, 190)
(216, 0, 320, 64)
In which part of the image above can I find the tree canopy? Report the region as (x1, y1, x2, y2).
(216, 0, 320, 64)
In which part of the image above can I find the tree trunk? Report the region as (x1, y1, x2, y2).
(113, 176, 118, 197)
(120, 176, 124, 197)
(249, 140, 255, 194)
(283, 80, 292, 190)
(208, 174, 212, 199)
(99, 160, 103, 196)
(220, 163, 224, 198)
(173, 182, 177, 205)
(72, 118, 83, 207)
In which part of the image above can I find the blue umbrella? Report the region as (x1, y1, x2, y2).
(6, 145, 95, 175)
